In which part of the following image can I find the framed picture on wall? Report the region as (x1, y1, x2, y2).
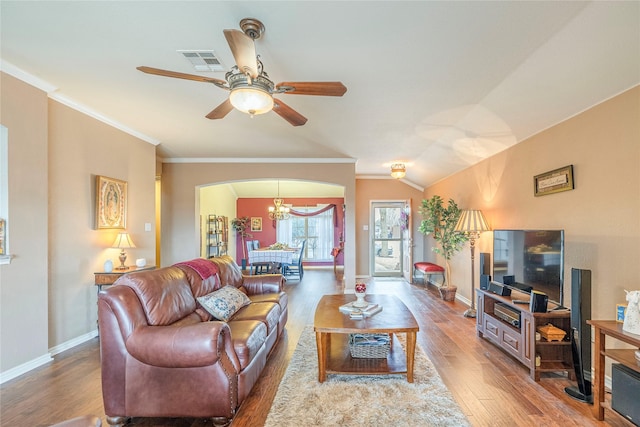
(251, 217, 262, 232)
(534, 165, 574, 196)
(96, 175, 127, 229)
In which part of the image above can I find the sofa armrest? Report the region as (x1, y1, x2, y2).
(242, 274, 285, 295)
(126, 321, 240, 370)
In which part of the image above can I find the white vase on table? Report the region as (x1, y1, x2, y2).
(353, 282, 368, 308)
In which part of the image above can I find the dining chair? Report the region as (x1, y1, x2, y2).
(284, 239, 306, 280)
(251, 240, 270, 275)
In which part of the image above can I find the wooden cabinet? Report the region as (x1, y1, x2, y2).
(207, 215, 228, 258)
(477, 289, 573, 381)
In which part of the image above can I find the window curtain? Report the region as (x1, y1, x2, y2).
(276, 204, 337, 261)
(289, 204, 338, 226)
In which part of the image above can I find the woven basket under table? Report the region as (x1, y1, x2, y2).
(348, 333, 391, 358)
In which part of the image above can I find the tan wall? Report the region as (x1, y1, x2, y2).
(0, 71, 156, 376)
(355, 179, 425, 276)
(199, 184, 238, 258)
(0, 73, 50, 372)
(48, 101, 156, 346)
(423, 86, 640, 320)
(160, 162, 356, 285)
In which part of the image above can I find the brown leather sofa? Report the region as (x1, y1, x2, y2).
(98, 256, 287, 427)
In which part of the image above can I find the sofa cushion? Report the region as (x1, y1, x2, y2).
(232, 302, 280, 335)
(116, 266, 196, 326)
(249, 292, 288, 312)
(197, 286, 252, 322)
(227, 320, 268, 370)
(208, 255, 244, 288)
(174, 259, 222, 298)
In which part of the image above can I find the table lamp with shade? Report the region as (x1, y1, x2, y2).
(112, 232, 136, 270)
(454, 210, 490, 318)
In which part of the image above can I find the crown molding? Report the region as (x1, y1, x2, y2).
(162, 157, 357, 164)
(50, 93, 160, 146)
(1, 59, 160, 146)
(1, 60, 57, 92)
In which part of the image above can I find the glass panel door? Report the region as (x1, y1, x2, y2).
(371, 202, 403, 276)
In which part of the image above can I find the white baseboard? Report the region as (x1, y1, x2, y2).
(0, 353, 53, 384)
(0, 329, 98, 384)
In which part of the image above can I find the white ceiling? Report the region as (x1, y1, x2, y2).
(1, 1, 639, 190)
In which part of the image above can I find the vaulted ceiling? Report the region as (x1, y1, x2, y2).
(1, 1, 638, 189)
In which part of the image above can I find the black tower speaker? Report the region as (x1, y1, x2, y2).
(565, 268, 592, 403)
(480, 275, 491, 290)
(479, 252, 491, 290)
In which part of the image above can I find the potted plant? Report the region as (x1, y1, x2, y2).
(418, 195, 468, 301)
(231, 216, 252, 270)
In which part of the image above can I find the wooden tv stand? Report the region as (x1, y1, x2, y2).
(477, 289, 573, 381)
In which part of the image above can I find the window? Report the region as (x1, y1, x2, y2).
(276, 205, 334, 261)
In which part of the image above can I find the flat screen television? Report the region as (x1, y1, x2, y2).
(492, 229, 565, 307)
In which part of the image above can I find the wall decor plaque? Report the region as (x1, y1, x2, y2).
(534, 165, 574, 196)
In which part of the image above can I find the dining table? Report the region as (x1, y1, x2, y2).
(248, 248, 297, 273)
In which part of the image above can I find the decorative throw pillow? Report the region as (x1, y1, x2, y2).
(197, 286, 251, 322)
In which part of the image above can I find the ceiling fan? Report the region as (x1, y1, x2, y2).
(137, 18, 347, 126)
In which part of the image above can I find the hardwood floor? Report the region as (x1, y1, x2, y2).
(0, 268, 630, 426)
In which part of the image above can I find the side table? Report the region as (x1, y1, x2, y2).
(95, 265, 156, 292)
(587, 319, 640, 422)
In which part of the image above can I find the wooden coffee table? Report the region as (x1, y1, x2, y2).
(314, 294, 419, 383)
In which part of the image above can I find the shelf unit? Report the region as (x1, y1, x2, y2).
(206, 215, 228, 258)
(588, 319, 640, 422)
(477, 288, 573, 381)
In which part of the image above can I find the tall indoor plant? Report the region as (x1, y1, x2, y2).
(419, 195, 468, 300)
(231, 216, 252, 270)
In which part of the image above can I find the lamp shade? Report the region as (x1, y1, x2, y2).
(112, 232, 136, 249)
(455, 210, 490, 233)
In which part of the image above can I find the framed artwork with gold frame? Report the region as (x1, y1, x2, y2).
(251, 217, 262, 232)
(534, 165, 574, 197)
(96, 175, 127, 229)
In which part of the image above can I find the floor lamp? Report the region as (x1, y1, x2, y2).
(455, 210, 490, 318)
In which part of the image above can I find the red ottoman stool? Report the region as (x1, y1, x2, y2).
(413, 262, 445, 286)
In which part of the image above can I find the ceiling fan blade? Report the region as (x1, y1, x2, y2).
(223, 29, 259, 78)
(273, 98, 308, 126)
(137, 66, 227, 85)
(276, 82, 347, 97)
(206, 99, 234, 120)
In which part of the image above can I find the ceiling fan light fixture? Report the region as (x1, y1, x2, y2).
(228, 72, 274, 116)
(390, 163, 406, 179)
(229, 87, 273, 115)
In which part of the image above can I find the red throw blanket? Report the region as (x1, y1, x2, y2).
(174, 258, 219, 280)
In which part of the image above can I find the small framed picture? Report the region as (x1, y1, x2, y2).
(96, 175, 127, 229)
(251, 217, 262, 232)
(534, 165, 574, 197)
(616, 304, 627, 323)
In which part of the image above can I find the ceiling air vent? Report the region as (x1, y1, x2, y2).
(178, 50, 225, 72)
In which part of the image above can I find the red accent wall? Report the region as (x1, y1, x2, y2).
(234, 197, 345, 265)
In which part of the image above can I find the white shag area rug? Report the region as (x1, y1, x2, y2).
(265, 326, 470, 427)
